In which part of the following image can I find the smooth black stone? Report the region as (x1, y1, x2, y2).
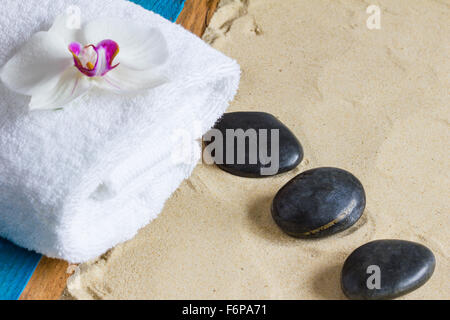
(341, 240, 436, 300)
(206, 112, 303, 177)
(271, 167, 365, 238)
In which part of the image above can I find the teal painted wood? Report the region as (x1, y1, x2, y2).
(0, 238, 41, 300)
(0, 0, 185, 300)
(130, 0, 186, 21)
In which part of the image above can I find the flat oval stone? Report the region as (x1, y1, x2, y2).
(271, 167, 365, 238)
(205, 112, 303, 177)
(341, 240, 436, 300)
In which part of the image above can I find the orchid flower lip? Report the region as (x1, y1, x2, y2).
(68, 39, 120, 77)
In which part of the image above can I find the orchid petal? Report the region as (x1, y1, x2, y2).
(83, 19, 168, 70)
(49, 13, 85, 44)
(29, 67, 92, 110)
(100, 64, 168, 94)
(0, 32, 73, 96)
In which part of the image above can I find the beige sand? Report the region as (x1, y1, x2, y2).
(66, 0, 450, 299)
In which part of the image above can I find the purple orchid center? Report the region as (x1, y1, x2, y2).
(68, 40, 119, 77)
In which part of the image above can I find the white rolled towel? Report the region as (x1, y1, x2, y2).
(0, 0, 240, 262)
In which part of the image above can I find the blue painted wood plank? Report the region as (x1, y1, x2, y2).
(0, 238, 41, 300)
(0, 0, 185, 300)
(130, 0, 186, 21)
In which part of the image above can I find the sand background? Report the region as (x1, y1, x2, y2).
(66, 0, 449, 299)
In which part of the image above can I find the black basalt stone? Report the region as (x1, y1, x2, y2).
(271, 167, 366, 238)
(341, 239, 436, 300)
(206, 112, 303, 177)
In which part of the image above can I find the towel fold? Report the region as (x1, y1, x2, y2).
(0, 0, 240, 262)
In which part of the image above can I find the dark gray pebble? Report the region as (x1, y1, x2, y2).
(341, 239, 436, 300)
(205, 112, 303, 177)
(271, 167, 366, 238)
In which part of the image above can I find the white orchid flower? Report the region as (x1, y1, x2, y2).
(0, 14, 169, 111)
